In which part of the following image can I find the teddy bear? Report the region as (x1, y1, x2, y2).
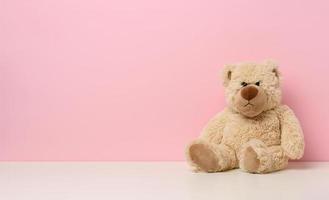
(186, 60, 304, 173)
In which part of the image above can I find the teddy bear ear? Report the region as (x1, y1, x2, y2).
(263, 59, 281, 79)
(221, 64, 235, 87)
(272, 67, 280, 79)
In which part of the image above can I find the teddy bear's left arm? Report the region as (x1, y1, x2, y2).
(278, 105, 305, 159)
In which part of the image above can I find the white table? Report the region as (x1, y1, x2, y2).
(1, 162, 328, 200)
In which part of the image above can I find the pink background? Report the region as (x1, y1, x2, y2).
(1, 0, 329, 161)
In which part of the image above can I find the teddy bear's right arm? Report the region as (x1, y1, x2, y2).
(199, 109, 228, 144)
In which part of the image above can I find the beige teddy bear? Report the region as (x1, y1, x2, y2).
(186, 60, 304, 173)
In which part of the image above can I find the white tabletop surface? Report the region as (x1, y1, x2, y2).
(0, 162, 328, 200)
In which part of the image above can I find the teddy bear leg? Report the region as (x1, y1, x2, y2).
(239, 139, 288, 173)
(186, 140, 237, 172)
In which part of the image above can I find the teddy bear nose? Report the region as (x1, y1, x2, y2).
(241, 85, 258, 101)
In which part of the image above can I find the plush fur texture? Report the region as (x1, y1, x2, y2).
(186, 60, 304, 174)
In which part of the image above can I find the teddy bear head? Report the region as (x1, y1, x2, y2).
(222, 60, 282, 118)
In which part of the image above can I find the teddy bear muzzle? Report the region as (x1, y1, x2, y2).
(234, 85, 267, 118)
(241, 85, 258, 101)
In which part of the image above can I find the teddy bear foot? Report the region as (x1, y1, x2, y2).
(240, 146, 261, 173)
(239, 139, 289, 174)
(188, 143, 220, 172)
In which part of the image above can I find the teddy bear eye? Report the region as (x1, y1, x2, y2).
(255, 81, 261, 86)
(241, 82, 248, 87)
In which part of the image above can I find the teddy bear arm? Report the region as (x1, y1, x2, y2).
(279, 105, 305, 160)
(199, 110, 227, 144)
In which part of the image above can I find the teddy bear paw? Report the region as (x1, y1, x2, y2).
(240, 146, 261, 173)
(188, 143, 220, 172)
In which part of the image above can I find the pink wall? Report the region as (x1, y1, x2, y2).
(1, 0, 329, 161)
